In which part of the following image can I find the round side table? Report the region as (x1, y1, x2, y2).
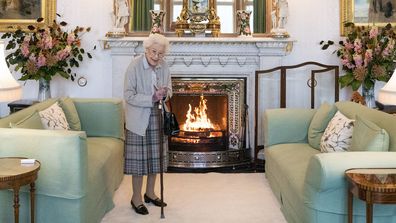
(345, 168, 396, 223)
(0, 157, 41, 223)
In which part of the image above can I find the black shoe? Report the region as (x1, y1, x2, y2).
(131, 200, 149, 215)
(144, 194, 167, 207)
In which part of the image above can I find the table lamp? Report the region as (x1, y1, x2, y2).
(0, 41, 21, 102)
(376, 69, 396, 113)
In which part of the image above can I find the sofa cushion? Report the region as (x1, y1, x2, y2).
(335, 101, 396, 151)
(58, 97, 82, 131)
(39, 102, 70, 130)
(9, 111, 44, 129)
(308, 103, 337, 150)
(320, 111, 354, 152)
(73, 99, 125, 140)
(350, 115, 389, 151)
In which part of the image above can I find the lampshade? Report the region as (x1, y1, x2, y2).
(378, 69, 396, 105)
(0, 41, 21, 102)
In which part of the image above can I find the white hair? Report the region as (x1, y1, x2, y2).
(143, 33, 170, 54)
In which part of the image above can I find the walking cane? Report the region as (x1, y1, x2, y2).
(158, 99, 165, 219)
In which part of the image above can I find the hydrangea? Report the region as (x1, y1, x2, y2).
(1, 16, 95, 82)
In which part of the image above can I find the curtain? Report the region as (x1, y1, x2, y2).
(130, 0, 154, 32)
(253, 0, 266, 33)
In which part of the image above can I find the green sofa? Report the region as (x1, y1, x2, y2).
(263, 101, 396, 223)
(0, 98, 125, 223)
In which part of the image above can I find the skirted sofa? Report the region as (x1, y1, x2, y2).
(0, 98, 125, 223)
(263, 101, 396, 223)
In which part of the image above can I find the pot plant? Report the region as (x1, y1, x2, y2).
(321, 22, 396, 107)
(1, 15, 95, 101)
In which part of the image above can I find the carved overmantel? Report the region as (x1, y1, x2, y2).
(104, 36, 294, 152)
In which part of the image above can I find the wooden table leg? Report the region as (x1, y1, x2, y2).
(366, 190, 373, 223)
(30, 182, 35, 223)
(366, 202, 373, 223)
(348, 188, 353, 223)
(13, 186, 20, 223)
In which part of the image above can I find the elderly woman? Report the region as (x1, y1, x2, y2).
(124, 34, 171, 215)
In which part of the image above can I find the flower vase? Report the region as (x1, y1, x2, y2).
(236, 10, 252, 37)
(150, 10, 165, 34)
(362, 86, 375, 108)
(38, 78, 51, 102)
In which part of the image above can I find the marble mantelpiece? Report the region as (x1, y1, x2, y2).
(104, 36, 294, 154)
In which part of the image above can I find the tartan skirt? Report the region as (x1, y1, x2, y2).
(124, 105, 168, 176)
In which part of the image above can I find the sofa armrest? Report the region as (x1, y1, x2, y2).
(264, 108, 316, 147)
(0, 128, 87, 199)
(73, 98, 125, 140)
(306, 152, 396, 192)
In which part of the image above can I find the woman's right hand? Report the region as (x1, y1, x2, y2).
(152, 87, 167, 102)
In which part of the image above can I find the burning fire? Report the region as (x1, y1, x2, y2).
(182, 95, 220, 131)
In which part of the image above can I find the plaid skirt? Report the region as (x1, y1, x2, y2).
(124, 105, 168, 176)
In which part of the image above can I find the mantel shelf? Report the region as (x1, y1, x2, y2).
(100, 36, 295, 56)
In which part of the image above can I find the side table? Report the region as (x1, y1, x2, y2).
(345, 168, 396, 223)
(7, 100, 38, 114)
(0, 157, 41, 223)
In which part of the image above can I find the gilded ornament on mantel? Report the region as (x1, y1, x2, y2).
(175, 0, 220, 37)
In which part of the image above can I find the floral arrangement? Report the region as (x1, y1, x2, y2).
(321, 22, 396, 91)
(1, 16, 94, 82)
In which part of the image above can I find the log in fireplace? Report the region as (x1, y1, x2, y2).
(168, 78, 250, 168)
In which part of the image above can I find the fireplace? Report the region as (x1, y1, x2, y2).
(170, 94, 228, 152)
(105, 36, 294, 168)
(168, 78, 250, 168)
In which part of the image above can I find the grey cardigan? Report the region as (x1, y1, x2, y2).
(124, 55, 172, 136)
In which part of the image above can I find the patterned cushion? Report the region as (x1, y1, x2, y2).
(349, 115, 389, 151)
(39, 102, 70, 130)
(320, 111, 354, 152)
(10, 111, 44, 129)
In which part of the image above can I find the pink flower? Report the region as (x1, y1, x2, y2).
(43, 36, 53, 49)
(36, 54, 46, 67)
(37, 32, 53, 50)
(375, 45, 382, 54)
(364, 49, 373, 66)
(369, 26, 379, 38)
(383, 39, 395, 56)
(354, 39, 362, 53)
(23, 36, 30, 43)
(67, 33, 75, 45)
(29, 54, 36, 62)
(21, 43, 30, 57)
(344, 42, 354, 51)
(353, 54, 363, 67)
(341, 57, 355, 69)
(56, 46, 72, 60)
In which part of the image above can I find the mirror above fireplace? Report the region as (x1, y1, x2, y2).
(130, 0, 269, 35)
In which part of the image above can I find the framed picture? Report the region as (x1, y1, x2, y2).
(0, 0, 56, 32)
(340, 0, 396, 35)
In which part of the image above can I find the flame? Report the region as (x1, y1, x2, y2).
(182, 95, 219, 131)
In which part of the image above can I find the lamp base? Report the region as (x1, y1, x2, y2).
(375, 101, 396, 114)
